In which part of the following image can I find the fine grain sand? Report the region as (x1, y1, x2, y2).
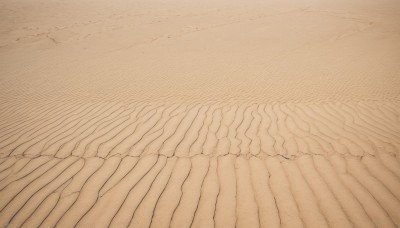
(1, 0, 400, 227)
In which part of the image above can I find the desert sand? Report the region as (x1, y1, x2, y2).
(0, 0, 400, 227)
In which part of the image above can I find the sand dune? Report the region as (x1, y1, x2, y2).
(1, 0, 400, 226)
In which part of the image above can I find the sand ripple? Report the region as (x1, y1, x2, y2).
(0, 101, 399, 227)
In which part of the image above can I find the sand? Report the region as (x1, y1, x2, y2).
(0, 0, 400, 226)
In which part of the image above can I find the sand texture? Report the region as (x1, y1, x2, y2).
(1, 0, 400, 227)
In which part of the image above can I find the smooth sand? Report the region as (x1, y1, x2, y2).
(0, 0, 400, 227)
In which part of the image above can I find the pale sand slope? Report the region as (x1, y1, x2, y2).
(0, 0, 400, 227)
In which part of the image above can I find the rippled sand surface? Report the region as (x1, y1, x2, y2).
(1, 0, 400, 227)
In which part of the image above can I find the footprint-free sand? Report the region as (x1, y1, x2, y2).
(1, 0, 400, 227)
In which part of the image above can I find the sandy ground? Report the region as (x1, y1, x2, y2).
(1, 0, 400, 227)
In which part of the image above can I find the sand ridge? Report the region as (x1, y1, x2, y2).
(1, 0, 400, 226)
(0, 101, 400, 227)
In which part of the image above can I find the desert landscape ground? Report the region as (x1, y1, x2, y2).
(0, 0, 400, 227)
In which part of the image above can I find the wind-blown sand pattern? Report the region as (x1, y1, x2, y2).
(1, 0, 400, 227)
(1, 101, 400, 227)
